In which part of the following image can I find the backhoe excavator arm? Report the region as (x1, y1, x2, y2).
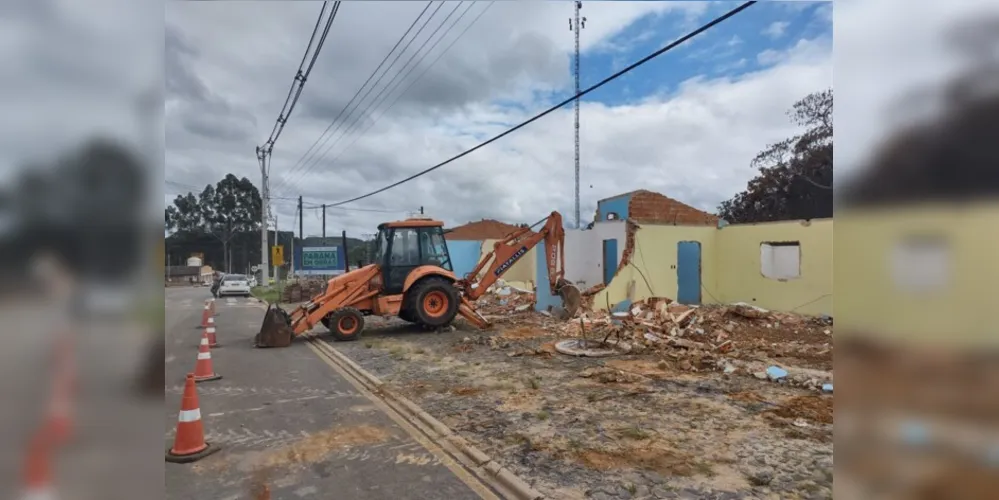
(452, 211, 580, 329)
(462, 211, 568, 301)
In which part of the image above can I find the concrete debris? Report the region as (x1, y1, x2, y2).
(766, 366, 789, 381)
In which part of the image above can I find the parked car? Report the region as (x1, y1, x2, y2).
(217, 274, 251, 297)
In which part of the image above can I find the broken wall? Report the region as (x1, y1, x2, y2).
(715, 218, 832, 316)
(837, 203, 998, 345)
(591, 224, 719, 312)
(564, 220, 627, 289)
(447, 240, 484, 279)
(589, 218, 833, 316)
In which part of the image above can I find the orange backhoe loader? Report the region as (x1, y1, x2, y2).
(254, 211, 581, 347)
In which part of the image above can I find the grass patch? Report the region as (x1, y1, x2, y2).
(536, 410, 550, 421)
(250, 286, 281, 303)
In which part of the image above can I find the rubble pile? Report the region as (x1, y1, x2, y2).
(281, 279, 326, 302)
(475, 280, 536, 317)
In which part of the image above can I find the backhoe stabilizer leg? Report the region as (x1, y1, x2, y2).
(457, 297, 491, 329)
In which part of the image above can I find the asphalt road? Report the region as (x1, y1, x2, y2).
(165, 286, 489, 500)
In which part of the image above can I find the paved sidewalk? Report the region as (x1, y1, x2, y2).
(165, 287, 491, 500)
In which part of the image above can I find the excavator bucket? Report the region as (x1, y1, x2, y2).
(556, 281, 582, 319)
(254, 304, 294, 348)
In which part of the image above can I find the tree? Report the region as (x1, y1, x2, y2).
(718, 89, 833, 223)
(165, 174, 262, 273)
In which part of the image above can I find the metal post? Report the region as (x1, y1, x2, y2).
(341, 230, 349, 272)
(571, 1, 585, 229)
(322, 203, 326, 240)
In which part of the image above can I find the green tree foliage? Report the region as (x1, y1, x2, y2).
(165, 174, 262, 273)
(718, 89, 833, 223)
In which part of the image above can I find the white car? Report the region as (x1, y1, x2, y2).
(217, 274, 251, 297)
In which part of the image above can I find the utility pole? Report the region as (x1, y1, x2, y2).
(296, 195, 303, 279)
(570, 1, 586, 229)
(256, 146, 270, 287)
(274, 214, 280, 282)
(321, 203, 326, 241)
(420, 206, 424, 215)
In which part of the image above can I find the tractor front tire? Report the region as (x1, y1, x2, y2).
(411, 277, 459, 328)
(328, 307, 364, 342)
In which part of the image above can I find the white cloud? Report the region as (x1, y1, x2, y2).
(763, 20, 790, 39)
(158, 1, 835, 238)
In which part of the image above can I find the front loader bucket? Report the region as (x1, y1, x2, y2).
(254, 304, 294, 348)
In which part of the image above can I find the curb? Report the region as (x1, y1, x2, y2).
(310, 338, 545, 500)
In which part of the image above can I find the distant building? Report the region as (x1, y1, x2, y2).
(165, 265, 200, 285)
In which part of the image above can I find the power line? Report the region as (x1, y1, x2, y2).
(276, 1, 469, 196)
(276, 1, 493, 198)
(325, 1, 757, 208)
(270, 1, 441, 196)
(265, 2, 329, 148)
(264, 1, 341, 154)
(270, 1, 434, 196)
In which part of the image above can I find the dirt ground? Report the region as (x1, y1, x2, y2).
(325, 293, 834, 500)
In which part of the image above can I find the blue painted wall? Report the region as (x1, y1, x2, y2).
(602, 239, 618, 285)
(534, 241, 563, 313)
(445, 239, 484, 279)
(596, 193, 633, 222)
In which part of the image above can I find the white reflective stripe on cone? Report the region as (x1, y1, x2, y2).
(197, 352, 211, 360)
(20, 488, 56, 500)
(207, 318, 215, 324)
(200, 338, 208, 345)
(178, 408, 201, 423)
(206, 327, 215, 333)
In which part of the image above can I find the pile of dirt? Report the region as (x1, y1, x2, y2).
(281, 279, 326, 302)
(476, 280, 536, 316)
(533, 299, 833, 371)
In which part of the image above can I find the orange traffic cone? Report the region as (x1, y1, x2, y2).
(200, 302, 212, 327)
(205, 324, 219, 348)
(46, 366, 73, 445)
(192, 340, 221, 383)
(166, 373, 220, 463)
(19, 431, 56, 500)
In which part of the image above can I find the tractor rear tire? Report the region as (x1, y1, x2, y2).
(398, 306, 415, 323)
(328, 308, 364, 342)
(410, 277, 459, 328)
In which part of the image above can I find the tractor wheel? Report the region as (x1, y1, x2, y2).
(328, 308, 365, 342)
(398, 306, 415, 323)
(410, 277, 459, 328)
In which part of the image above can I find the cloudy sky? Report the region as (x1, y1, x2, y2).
(164, 0, 835, 237)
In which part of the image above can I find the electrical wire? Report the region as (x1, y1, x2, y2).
(325, 1, 757, 208)
(265, 2, 328, 146)
(270, 1, 435, 196)
(276, 1, 472, 196)
(270, 1, 442, 196)
(267, 2, 341, 152)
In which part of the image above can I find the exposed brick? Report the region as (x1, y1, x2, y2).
(627, 190, 718, 225)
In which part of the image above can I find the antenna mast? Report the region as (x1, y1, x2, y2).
(571, 1, 586, 228)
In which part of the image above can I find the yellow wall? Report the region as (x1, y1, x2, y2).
(715, 219, 833, 315)
(592, 225, 718, 311)
(592, 219, 833, 316)
(479, 238, 537, 287)
(836, 202, 998, 347)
